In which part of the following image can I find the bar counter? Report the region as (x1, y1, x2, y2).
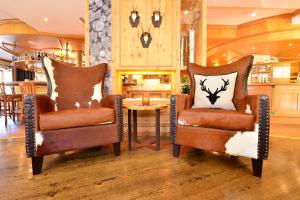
(5, 81, 47, 95)
(248, 82, 300, 117)
(5, 81, 47, 86)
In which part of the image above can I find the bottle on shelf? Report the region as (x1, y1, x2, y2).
(37, 52, 41, 60)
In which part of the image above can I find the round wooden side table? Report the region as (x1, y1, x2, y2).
(123, 102, 168, 151)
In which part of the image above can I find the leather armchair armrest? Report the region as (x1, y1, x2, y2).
(247, 95, 270, 160)
(100, 95, 121, 109)
(24, 95, 55, 158)
(100, 95, 123, 141)
(170, 95, 190, 117)
(170, 95, 191, 143)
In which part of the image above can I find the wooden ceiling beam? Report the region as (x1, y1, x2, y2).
(207, 25, 237, 39)
(207, 13, 300, 58)
(0, 19, 84, 40)
(208, 29, 300, 57)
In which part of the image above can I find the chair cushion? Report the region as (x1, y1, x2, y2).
(42, 57, 107, 111)
(178, 108, 255, 131)
(39, 108, 115, 131)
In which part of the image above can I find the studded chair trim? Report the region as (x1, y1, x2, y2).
(257, 95, 270, 160)
(116, 96, 123, 141)
(170, 95, 177, 144)
(24, 95, 36, 157)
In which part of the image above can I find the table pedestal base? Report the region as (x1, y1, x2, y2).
(128, 109, 160, 151)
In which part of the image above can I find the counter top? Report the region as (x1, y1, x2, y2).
(5, 81, 47, 86)
(249, 82, 300, 86)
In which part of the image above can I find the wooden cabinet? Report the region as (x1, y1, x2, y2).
(273, 84, 300, 117)
(112, 0, 180, 68)
(248, 85, 273, 111)
(248, 83, 300, 117)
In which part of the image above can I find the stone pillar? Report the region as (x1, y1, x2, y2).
(88, 0, 112, 94)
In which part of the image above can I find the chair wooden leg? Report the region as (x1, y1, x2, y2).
(8, 101, 11, 118)
(12, 101, 16, 122)
(4, 101, 7, 127)
(113, 142, 121, 156)
(20, 96, 24, 121)
(32, 156, 44, 175)
(173, 144, 181, 157)
(252, 158, 263, 177)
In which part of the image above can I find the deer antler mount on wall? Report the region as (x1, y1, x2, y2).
(140, 31, 152, 48)
(152, 11, 162, 28)
(129, 10, 140, 27)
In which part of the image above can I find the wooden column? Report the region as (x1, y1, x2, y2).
(76, 51, 83, 67)
(84, 0, 90, 66)
(111, 0, 181, 94)
(195, 0, 207, 66)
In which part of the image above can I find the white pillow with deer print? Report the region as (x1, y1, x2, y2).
(192, 72, 238, 110)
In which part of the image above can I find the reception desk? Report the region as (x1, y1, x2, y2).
(249, 83, 300, 117)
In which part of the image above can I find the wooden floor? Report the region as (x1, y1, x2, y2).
(1, 116, 300, 199)
(0, 137, 300, 199)
(0, 117, 24, 139)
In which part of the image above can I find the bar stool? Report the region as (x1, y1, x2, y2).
(0, 82, 21, 127)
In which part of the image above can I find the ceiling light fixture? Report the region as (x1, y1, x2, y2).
(252, 46, 256, 50)
(251, 11, 257, 17)
(184, 10, 189, 15)
(44, 17, 48, 22)
(289, 43, 293, 47)
(222, 53, 226, 57)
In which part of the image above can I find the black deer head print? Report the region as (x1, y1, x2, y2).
(199, 78, 230, 105)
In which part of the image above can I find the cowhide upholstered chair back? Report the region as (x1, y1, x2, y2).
(42, 57, 107, 110)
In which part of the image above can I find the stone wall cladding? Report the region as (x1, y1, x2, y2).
(89, 0, 112, 94)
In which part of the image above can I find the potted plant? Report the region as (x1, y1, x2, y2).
(180, 76, 191, 95)
(181, 84, 191, 95)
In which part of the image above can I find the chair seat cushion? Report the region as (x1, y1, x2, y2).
(39, 108, 115, 131)
(178, 108, 255, 131)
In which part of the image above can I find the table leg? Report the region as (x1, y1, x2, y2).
(128, 109, 132, 150)
(156, 109, 160, 151)
(133, 110, 138, 141)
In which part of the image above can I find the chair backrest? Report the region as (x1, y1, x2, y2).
(0, 82, 6, 96)
(19, 82, 35, 95)
(42, 57, 107, 110)
(188, 56, 254, 112)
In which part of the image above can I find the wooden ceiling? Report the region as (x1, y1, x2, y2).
(206, 12, 300, 65)
(180, 0, 300, 65)
(0, 0, 84, 35)
(0, 20, 84, 62)
(0, 34, 84, 61)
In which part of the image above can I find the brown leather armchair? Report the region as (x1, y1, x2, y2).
(24, 58, 123, 175)
(170, 56, 269, 177)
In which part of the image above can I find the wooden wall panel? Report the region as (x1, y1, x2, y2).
(114, 0, 179, 68)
